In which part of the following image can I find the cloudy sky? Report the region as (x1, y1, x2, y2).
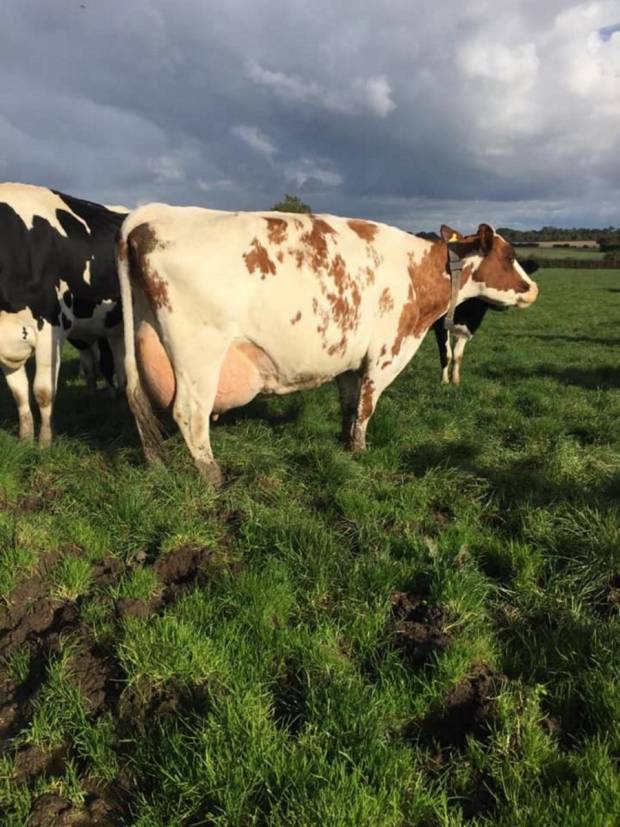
(1, 0, 619, 231)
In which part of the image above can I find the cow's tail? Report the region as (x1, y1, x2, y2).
(117, 221, 164, 464)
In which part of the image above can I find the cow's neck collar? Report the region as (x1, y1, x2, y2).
(444, 243, 463, 330)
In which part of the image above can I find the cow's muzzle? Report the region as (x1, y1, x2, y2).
(516, 281, 539, 307)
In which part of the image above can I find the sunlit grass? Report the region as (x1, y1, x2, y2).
(0, 268, 619, 825)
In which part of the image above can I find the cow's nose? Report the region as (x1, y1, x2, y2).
(518, 281, 538, 306)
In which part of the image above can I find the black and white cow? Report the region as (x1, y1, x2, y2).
(416, 232, 539, 384)
(0, 183, 127, 444)
(70, 337, 116, 393)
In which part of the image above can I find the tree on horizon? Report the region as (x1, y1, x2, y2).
(272, 193, 312, 214)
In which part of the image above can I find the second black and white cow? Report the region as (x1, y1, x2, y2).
(0, 183, 127, 444)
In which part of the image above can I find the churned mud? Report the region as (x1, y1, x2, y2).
(28, 782, 128, 827)
(390, 591, 451, 666)
(419, 663, 505, 750)
(0, 543, 216, 823)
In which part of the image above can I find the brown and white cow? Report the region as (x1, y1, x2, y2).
(117, 206, 538, 484)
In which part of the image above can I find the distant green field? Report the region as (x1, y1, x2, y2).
(516, 245, 605, 260)
(1, 267, 619, 826)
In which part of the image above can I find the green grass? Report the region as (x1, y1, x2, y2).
(516, 245, 605, 260)
(1, 268, 619, 825)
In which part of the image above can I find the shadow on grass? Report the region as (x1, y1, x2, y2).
(1, 355, 306, 463)
(494, 606, 609, 748)
(0, 357, 140, 456)
(508, 333, 620, 347)
(214, 395, 304, 428)
(485, 363, 620, 390)
(400, 439, 618, 507)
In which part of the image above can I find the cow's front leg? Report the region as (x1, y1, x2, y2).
(108, 334, 126, 395)
(450, 333, 469, 386)
(2, 364, 34, 441)
(33, 325, 63, 447)
(433, 322, 452, 384)
(78, 343, 98, 391)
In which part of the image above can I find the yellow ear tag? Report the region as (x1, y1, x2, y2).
(449, 233, 459, 242)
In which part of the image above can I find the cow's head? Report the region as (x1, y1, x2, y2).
(440, 224, 539, 308)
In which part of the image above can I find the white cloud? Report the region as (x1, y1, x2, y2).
(459, 41, 539, 84)
(197, 178, 238, 192)
(231, 124, 278, 156)
(283, 158, 343, 188)
(148, 154, 185, 183)
(358, 76, 396, 117)
(247, 61, 396, 118)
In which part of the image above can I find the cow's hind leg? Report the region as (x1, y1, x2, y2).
(2, 364, 34, 441)
(347, 366, 395, 453)
(336, 370, 362, 445)
(170, 331, 230, 487)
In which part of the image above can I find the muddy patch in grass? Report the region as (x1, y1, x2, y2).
(66, 640, 124, 715)
(1, 545, 217, 823)
(416, 664, 505, 751)
(596, 573, 620, 616)
(13, 743, 70, 785)
(390, 591, 451, 666)
(114, 545, 215, 620)
(118, 679, 211, 737)
(153, 545, 213, 593)
(29, 782, 128, 827)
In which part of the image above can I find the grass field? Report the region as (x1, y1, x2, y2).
(516, 245, 606, 260)
(1, 268, 620, 826)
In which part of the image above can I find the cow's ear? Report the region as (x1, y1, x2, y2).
(477, 223, 494, 255)
(440, 225, 462, 243)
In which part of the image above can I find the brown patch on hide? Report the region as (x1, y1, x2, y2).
(378, 287, 394, 315)
(391, 283, 419, 358)
(347, 219, 378, 242)
(265, 217, 288, 245)
(299, 217, 337, 273)
(243, 238, 277, 279)
(359, 377, 375, 422)
(128, 223, 172, 312)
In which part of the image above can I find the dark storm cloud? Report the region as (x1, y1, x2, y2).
(1, 0, 619, 230)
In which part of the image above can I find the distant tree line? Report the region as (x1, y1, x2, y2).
(521, 256, 620, 270)
(498, 226, 620, 246)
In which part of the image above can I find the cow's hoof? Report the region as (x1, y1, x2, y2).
(196, 459, 224, 488)
(38, 432, 53, 449)
(144, 447, 163, 465)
